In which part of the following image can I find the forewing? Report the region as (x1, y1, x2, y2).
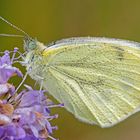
(43, 37, 140, 127)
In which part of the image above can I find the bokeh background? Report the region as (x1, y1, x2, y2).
(0, 0, 140, 140)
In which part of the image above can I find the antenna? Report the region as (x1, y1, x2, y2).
(0, 16, 31, 38)
(0, 33, 24, 38)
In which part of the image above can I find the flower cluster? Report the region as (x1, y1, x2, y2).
(0, 49, 62, 140)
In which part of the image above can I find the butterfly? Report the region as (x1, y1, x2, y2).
(1, 16, 140, 128)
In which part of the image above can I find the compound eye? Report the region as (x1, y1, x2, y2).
(24, 38, 37, 51)
(28, 41, 37, 50)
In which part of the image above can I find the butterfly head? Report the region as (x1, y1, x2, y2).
(24, 37, 38, 52)
(24, 37, 46, 53)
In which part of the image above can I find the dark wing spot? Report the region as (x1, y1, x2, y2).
(112, 46, 124, 61)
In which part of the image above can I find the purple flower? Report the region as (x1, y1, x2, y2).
(13, 87, 59, 139)
(0, 83, 15, 96)
(0, 50, 23, 84)
(0, 49, 62, 140)
(0, 87, 59, 140)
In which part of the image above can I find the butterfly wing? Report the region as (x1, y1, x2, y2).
(42, 37, 140, 127)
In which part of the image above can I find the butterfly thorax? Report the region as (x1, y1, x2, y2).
(24, 40, 48, 82)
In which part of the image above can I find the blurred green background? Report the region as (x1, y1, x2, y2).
(0, 0, 140, 140)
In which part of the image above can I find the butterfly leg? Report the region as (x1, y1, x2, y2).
(14, 72, 28, 94)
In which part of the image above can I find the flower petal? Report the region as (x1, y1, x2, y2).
(0, 84, 9, 95)
(29, 124, 39, 138)
(19, 90, 45, 107)
(0, 65, 23, 84)
(0, 51, 11, 65)
(0, 127, 5, 138)
(0, 114, 11, 125)
(15, 126, 26, 139)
